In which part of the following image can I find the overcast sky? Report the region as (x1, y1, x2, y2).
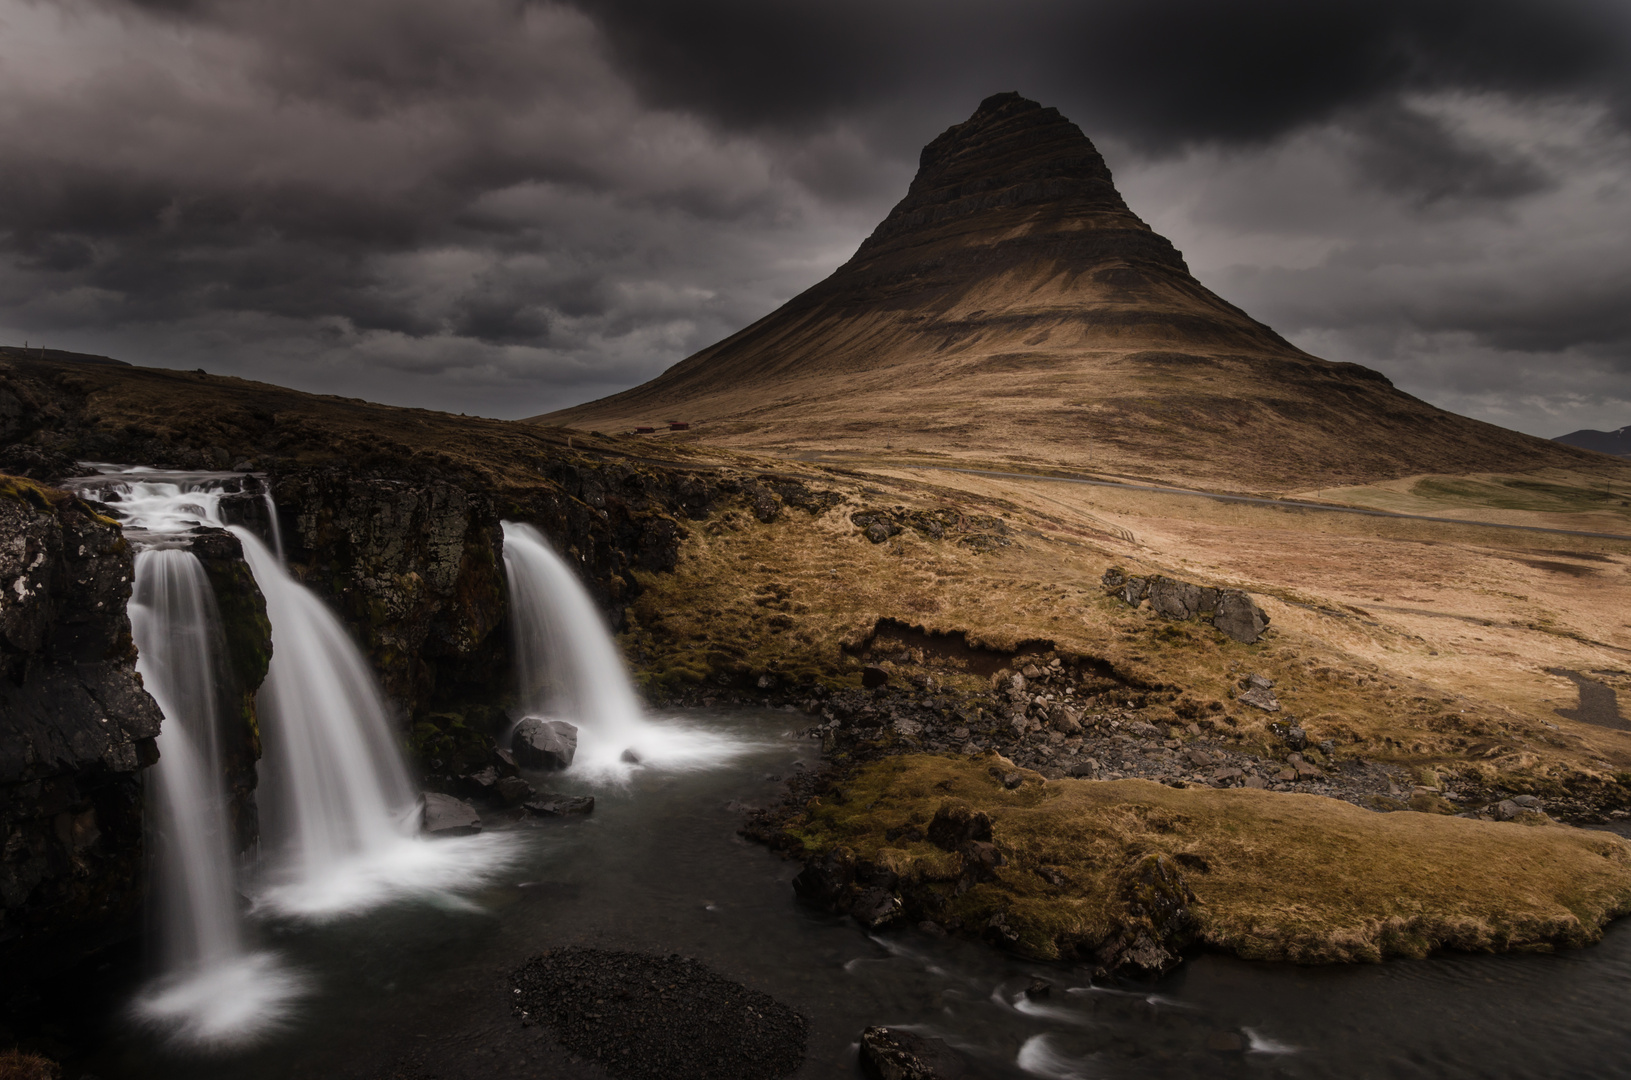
(2, 0, 1629, 437)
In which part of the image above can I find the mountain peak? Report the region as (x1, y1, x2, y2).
(852, 92, 1165, 268)
(539, 95, 1589, 490)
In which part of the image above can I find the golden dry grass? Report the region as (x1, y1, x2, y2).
(793, 754, 1631, 963)
(0, 1049, 59, 1080)
(628, 458, 1631, 799)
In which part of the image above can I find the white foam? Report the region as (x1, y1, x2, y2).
(1016, 1033, 1099, 1079)
(1245, 1027, 1299, 1054)
(251, 831, 523, 921)
(130, 952, 309, 1049)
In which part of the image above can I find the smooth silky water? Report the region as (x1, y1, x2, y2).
(58, 471, 1631, 1076)
(57, 706, 1631, 1078)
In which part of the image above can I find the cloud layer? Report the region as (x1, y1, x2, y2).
(1, 0, 1628, 434)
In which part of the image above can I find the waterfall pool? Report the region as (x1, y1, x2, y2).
(27, 707, 1631, 1080)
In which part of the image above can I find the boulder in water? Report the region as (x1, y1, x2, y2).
(512, 717, 578, 770)
(859, 1025, 968, 1079)
(422, 793, 482, 835)
(523, 794, 595, 816)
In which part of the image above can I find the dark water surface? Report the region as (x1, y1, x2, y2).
(50, 709, 1631, 1079)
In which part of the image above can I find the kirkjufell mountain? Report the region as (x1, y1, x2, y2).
(540, 93, 1597, 490)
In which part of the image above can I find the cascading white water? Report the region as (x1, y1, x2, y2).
(234, 527, 514, 917)
(500, 521, 751, 778)
(73, 466, 514, 984)
(118, 530, 305, 1045)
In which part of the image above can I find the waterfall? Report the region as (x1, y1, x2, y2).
(231, 528, 432, 914)
(70, 466, 515, 1008)
(126, 547, 305, 1045)
(500, 521, 748, 777)
(503, 522, 646, 744)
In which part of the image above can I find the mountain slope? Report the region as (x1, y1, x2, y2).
(538, 93, 1604, 492)
(1556, 427, 1631, 459)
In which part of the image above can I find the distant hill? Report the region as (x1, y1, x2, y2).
(1554, 427, 1631, 459)
(539, 92, 1603, 492)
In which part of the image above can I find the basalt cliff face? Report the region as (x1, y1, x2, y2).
(541, 93, 1596, 490)
(0, 479, 161, 967)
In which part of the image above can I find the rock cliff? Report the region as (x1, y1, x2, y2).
(0, 477, 161, 970)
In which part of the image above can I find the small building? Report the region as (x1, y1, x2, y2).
(634, 426, 656, 434)
(667, 422, 691, 431)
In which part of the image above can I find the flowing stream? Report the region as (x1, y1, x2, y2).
(53, 471, 1631, 1074)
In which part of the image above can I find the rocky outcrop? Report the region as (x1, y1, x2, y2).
(1102, 567, 1270, 644)
(0, 477, 162, 971)
(187, 528, 272, 853)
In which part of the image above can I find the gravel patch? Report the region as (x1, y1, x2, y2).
(509, 948, 806, 1080)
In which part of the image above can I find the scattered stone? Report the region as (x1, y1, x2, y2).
(524, 794, 595, 816)
(862, 665, 891, 689)
(512, 717, 578, 770)
(858, 1025, 968, 1080)
(894, 718, 924, 737)
(422, 792, 481, 836)
(1513, 794, 1542, 809)
(495, 775, 535, 806)
(1238, 685, 1281, 712)
(1246, 673, 1275, 690)
(510, 948, 806, 1080)
(852, 888, 904, 929)
(1269, 722, 1307, 750)
(1495, 799, 1521, 822)
(1002, 771, 1024, 789)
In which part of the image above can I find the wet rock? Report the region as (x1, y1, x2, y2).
(1025, 976, 1053, 1000)
(422, 792, 482, 835)
(1213, 591, 1270, 644)
(495, 775, 535, 806)
(0, 483, 165, 973)
(862, 665, 891, 689)
(792, 848, 855, 909)
(1097, 852, 1196, 975)
(512, 717, 578, 770)
(859, 1025, 968, 1080)
(523, 794, 595, 816)
(1207, 1031, 1248, 1054)
(621, 748, 643, 764)
(852, 888, 903, 929)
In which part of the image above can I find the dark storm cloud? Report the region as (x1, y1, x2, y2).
(0, 0, 1628, 430)
(577, 0, 1631, 145)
